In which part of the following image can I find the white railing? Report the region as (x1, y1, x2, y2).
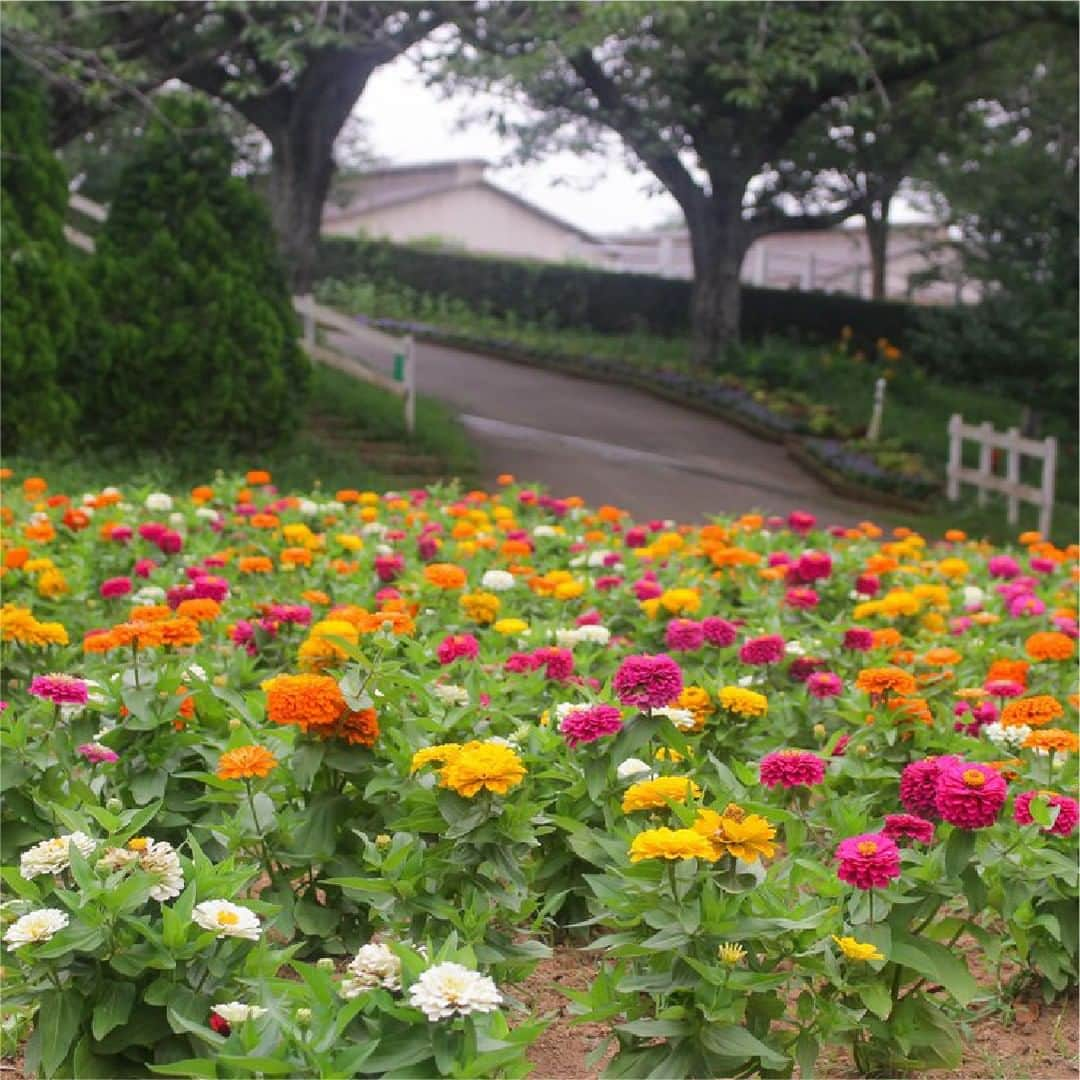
(946, 415, 1057, 535)
(66, 193, 417, 433)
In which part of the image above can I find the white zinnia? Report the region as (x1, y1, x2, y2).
(432, 684, 469, 707)
(361, 522, 388, 537)
(408, 962, 501, 1021)
(962, 585, 985, 610)
(340, 942, 402, 998)
(3, 909, 69, 948)
(192, 900, 261, 940)
(145, 492, 173, 512)
(532, 525, 558, 538)
(574, 624, 610, 646)
(133, 586, 166, 604)
(20, 833, 96, 879)
(586, 550, 619, 569)
(480, 570, 515, 592)
(297, 499, 319, 516)
(616, 757, 653, 780)
(555, 628, 583, 648)
(984, 722, 1031, 752)
(195, 507, 219, 522)
(139, 840, 185, 902)
(212, 1003, 267, 1023)
(653, 706, 696, 731)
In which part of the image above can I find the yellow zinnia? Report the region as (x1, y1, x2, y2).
(409, 743, 463, 772)
(628, 827, 716, 863)
(438, 740, 526, 797)
(718, 686, 768, 718)
(460, 591, 501, 624)
(693, 807, 776, 863)
(832, 935, 884, 962)
(622, 776, 702, 813)
(493, 617, 528, 635)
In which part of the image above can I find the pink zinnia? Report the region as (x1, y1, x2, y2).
(612, 654, 683, 709)
(632, 578, 663, 601)
(625, 527, 648, 548)
(788, 510, 817, 535)
(139, 522, 166, 542)
(156, 529, 183, 554)
(1008, 594, 1045, 618)
(28, 674, 89, 705)
(559, 705, 624, 749)
(533, 647, 575, 682)
(788, 550, 832, 583)
(855, 574, 880, 596)
(807, 672, 843, 699)
(665, 619, 704, 652)
(789, 656, 825, 683)
(759, 749, 826, 789)
(784, 587, 819, 610)
(934, 761, 1007, 830)
(984, 679, 1024, 699)
(504, 652, 540, 674)
(109, 525, 133, 543)
(987, 555, 1021, 579)
(78, 742, 119, 765)
(374, 554, 405, 582)
(739, 634, 785, 665)
(1030, 557, 1055, 574)
(843, 628, 874, 652)
(701, 617, 738, 647)
(436, 634, 479, 665)
(1013, 791, 1079, 837)
(99, 576, 132, 599)
(898, 756, 960, 819)
(270, 604, 312, 626)
(134, 558, 158, 578)
(883, 813, 935, 845)
(836, 833, 901, 890)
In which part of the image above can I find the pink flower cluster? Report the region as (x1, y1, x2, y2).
(1013, 791, 1079, 837)
(883, 813, 935, 845)
(901, 756, 1007, 829)
(29, 674, 89, 705)
(437, 634, 480, 665)
(759, 749, 826, 789)
(559, 705, 624, 749)
(503, 647, 575, 681)
(612, 654, 683, 709)
(836, 832, 901, 890)
(739, 635, 786, 665)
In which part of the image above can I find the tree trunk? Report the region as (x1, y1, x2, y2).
(686, 194, 747, 369)
(865, 192, 893, 301)
(245, 49, 382, 293)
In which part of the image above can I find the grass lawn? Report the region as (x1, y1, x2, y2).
(3, 364, 478, 496)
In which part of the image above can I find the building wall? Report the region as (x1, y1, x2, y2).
(323, 183, 586, 263)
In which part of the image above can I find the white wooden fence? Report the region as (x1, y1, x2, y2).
(65, 193, 417, 433)
(946, 414, 1057, 535)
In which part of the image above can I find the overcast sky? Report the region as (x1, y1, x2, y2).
(353, 53, 681, 235)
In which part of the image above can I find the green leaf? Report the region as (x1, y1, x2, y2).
(944, 828, 976, 878)
(216, 1057, 296, 1075)
(360, 1029, 435, 1073)
(795, 1032, 819, 1079)
(858, 981, 893, 1020)
(38, 988, 83, 1078)
(1028, 795, 1055, 828)
(92, 981, 136, 1041)
(891, 932, 978, 1005)
(289, 793, 348, 859)
(294, 898, 340, 937)
(700, 1025, 789, 1068)
(616, 1018, 691, 1038)
(149, 1059, 220, 1078)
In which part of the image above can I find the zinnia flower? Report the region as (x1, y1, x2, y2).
(192, 900, 261, 940)
(628, 827, 716, 863)
(1023, 729, 1080, 755)
(836, 833, 901, 889)
(438, 741, 526, 797)
(701, 617, 738, 647)
(28, 673, 88, 705)
(621, 776, 702, 812)
(843, 628, 874, 652)
(612, 654, 683, 709)
(665, 618, 705, 652)
(217, 745, 279, 780)
(559, 705, 623, 748)
(262, 673, 345, 731)
(807, 672, 843, 699)
(1025, 631, 1075, 661)
(934, 761, 1007, 829)
(1000, 695, 1065, 729)
(20, 833, 96, 878)
(341, 942, 403, 996)
(212, 1003, 267, 1024)
(832, 935, 884, 962)
(855, 667, 916, 699)
(1012, 790, 1079, 836)
(759, 749, 825, 789)
(78, 742, 119, 765)
(718, 686, 768, 718)
(738, 635, 785, 665)
(3, 908, 69, 948)
(693, 806, 776, 862)
(408, 962, 501, 1021)
(882, 813, 935, 845)
(718, 942, 746, 965)
(898, 756, 958, 818)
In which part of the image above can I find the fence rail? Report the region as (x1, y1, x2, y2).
(65, 193, 417, 433)
(946, 414, 1057, 535)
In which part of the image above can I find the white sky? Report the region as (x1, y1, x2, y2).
(353, 53, 681, 235)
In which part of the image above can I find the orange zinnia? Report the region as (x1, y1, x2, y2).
(986, 659, 1029, 687)
(920, 647, 961, 666)
(245, 470, 272, 485)
(175, 598, 221, 623)
(262, 673, 345, 731)
(239, 556, 274, 574)
(871, 628, 902, 649)
(130, 604, 172, 623)
(1001, 695, 1065, 729)
(335, 708, 380, 746)
(160, 618, 202, 648)
(1025, 631, 1075, 662)
(855, 667, 917, 698)
(424, 562, 467, 589)
(1023, 729, 1080, 755)
(217, 745, 279, 780)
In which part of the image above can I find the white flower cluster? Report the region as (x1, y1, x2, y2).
(653, 705, 696, 731)
(555, 625, 611, 648)
(616, 757, 653, 781)
(144, 492, 173, 512)
(3, 908, 69, 948)
(212, 1002, 267, 1023)
(407, 961, 501, 1022)
(132, 585, 167, 605)
(20, 833, 96, 879)
(340, 942, 403, 998)
(432, 683, 469, 707)
(532, 525, 561, 538)
(98, 838, 185, 901)
(192, 900, 261, 940)
(983, 722, 1031, 752)
(480, 569, 515, 592)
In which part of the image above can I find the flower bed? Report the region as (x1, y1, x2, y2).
(1, 468, 1077, 1078)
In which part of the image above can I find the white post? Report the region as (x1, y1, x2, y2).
(866, 378, 887, 443)
(946, 414, 962, 502)
(976, 421, 993, 506)
(404, 334, 416, 435)
(1038, 436, 1057, 537)
(808, 252, 818, 291)
(1005, 427, 1021, 525)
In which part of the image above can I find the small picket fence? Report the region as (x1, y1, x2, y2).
(946, 414, 1057, 535)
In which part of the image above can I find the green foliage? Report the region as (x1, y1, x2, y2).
(0, 56, 93, 453)
(317, 236, 918, 346)
(89, 94, 309, 451)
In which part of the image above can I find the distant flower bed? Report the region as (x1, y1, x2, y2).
(801, 436, 941, 501)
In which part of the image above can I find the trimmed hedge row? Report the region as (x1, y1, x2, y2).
(316, 237, 917, 346)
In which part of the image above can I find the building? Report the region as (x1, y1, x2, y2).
(322, 159, 596, 264)
(322, 159, 973, 303)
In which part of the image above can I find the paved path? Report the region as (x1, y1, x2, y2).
(329, 331, 877, 526)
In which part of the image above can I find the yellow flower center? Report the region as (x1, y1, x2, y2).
(127, 837, 149, 852)
(962, 769, 986, 788)
(857, 841, 878, 856)
(721, 803, 746, 822)
(216, 910, 240, 926)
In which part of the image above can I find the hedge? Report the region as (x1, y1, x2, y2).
(316, 237, 917, 347)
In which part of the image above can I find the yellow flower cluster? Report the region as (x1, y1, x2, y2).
(718, 686, 769, 718)
(411, 740, 527, 798)
(692, 805, 776, 863)
(832, 935, 884, 962)
(628, 827, 715, 863)
(621, 776, 702, 812)
(0, 604, 68, 646)
(460, 592, 501, 624)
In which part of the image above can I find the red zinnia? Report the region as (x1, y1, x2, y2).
(882, 813, 935, 845)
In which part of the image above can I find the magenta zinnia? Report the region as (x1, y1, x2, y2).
(759, 749, 825, 789)
(559, 705, 623, 749)
(738, 635, 786, 665)
(28, 674, 89, 705)
(1013, 790, 1079, 837)
(612, 654, 683, 709)
(934, 761, 1007, 830)
(836, 833, 901, 890)
(898, 756, 960, 819)
(882, 813, 935, 845)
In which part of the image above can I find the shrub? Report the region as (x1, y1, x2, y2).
(0, 56, 93, 453)
(316, 237, 917, 348)
(90, 95, 309, 451)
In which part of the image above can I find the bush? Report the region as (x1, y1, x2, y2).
(90, 95, 309, 451)
(316, 237, 917, 348)
(0, 57, 94, 453)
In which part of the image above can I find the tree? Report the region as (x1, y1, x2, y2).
(440, 2, 1051, 365)
(89, 95, 311, 450)
(3, 2, 442, 289)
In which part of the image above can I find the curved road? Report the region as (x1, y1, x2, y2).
(330, 331, 877, 526)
